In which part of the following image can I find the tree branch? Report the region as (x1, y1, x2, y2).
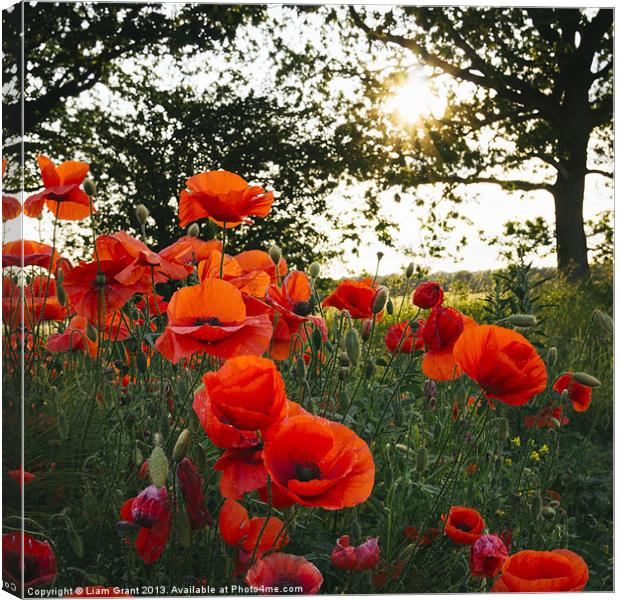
(407, 174, 553, 193)
(586, 169, 613, 179)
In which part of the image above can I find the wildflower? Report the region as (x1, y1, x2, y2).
(214, 447, 268, 500)
(159, 236, 222, 265)
(235, 250, 287, 284)
(530, 451, 541, 462)
(504, 458, 513, 467)
(7, 467, 36, 486)
(3, 275, 67, 330)
(412, 281, 444, 309)
(176, 458, 212, 530)
(245, 553, 323, 595)
(46, 316, 98, 357)
(178, 170, 274, 228)
(118, 485, 171, 564)
(322, 278, 382, 320)
(2, 240, 66, 271)
(24, 155, 92, 220)
(491, 549, 588, 592)
(331, 536, 380, 571)
(511, 436, 521, 447)
(553, 373, 593, 412)
(444, 506, 485, 545)
(452, 325, 547, 406)
(155, 278, 272, 363)
(539, 444, 550, 454)
(466, 463, 477, 475)
(2, 533, 57, 589)
(470, 534, 509, 577)
(385, 320, 424, 354)
(266, 271, 313, 323)
(263, 414, 375, 510)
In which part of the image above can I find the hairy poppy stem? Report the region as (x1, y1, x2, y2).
(219, 224, 227, 278)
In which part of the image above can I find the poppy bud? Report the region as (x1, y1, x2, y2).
(338, 352, 351, 367)
(531, 494, 543, 519)
(497, 418, 509, 441)
(174, 510, 191, 549)
(311, 326, 323, 349)
(268, 244, 282, 265)
(153, 432, 164, 447)
(416, 447, 428, 472)
(504, 314, 538, 327)
(187, 223, 200, 238)
(386, 298, 394, 315)
(193, 443, 207, 473)
(149, 446, 169, 488)
(86, 324, 98, 343)
(134, 447, 144, 467)
(83, 178, 97, 196)
(571, 371, 601, 388)
(338, 366, 349, 381)
(56, 281, 67, 306)
(55, 267, 64, 283)
(173, 429, 191, 463)
(405, 262, 414, 279)
(295, 356, 306, 381)
(413, 282, 443, 309)
(547, 347, 558, 366)
(135, 204, 149, 226)
(361, 319, 373, 341)
(67, 525, 84, 558)
(372, 286, 388, 314)
(549, 417, 561, 428)
(364, 359, 375, 380)
(593, 309, 613, 334)
(345, 328, 361, 366)
(83, 489, 99, 523)
(309, 261, 320, 278)
(136, 351, 148, 374)
(542, 506, 556, 520)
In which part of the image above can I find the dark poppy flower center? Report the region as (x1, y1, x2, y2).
(455, 522, 472, 532)
(294, 461, 321, 482)
(292, 301, 311, 317)
(194, 316, 221, 326)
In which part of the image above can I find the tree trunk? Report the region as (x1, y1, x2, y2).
(552, 131, 590, 281)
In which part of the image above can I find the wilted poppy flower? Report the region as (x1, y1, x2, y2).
(444, 506, 485, 545)
(266, 271, 313, 323)
(553, 373, 592, 412)
(235, 250, 287, 285)
(491, 549, 588, 592)
(385, 320, 424, 354)
(202, 355, 287, 432)
(470, 534, 508, 577)
(214, 447, 268, 500)
(331, 535, 380, 571)
(193, 385, 260, 449)
(178, 170, 274, 228)
(2, 532, 57, 588)
(245, 553, 323, 595)
(2, 240, 64, 271)
(176, 458, 212, 530)
(119, 485, 171, 564)
(453, 325, 547, 406)
(24, 155, 91, 220)
(46, 316, 97, 357)
(155, 278, 273, 364)
(159, 235, 222, 264)
(322, 278, 381, 320)
(263, 414, 375, 510)
(413, 281, 444, 309)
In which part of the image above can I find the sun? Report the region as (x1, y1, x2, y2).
(386, 74, 447, 125)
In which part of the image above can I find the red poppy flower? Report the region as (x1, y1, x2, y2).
(524, 403, 569, 429)
(385, 320, 424, 354)
(193, 385, 260, 449)
(2, 532, 57, 588)
(176, 458, 212, 530)
(245, 553, 323, 595)
(234, 250, 287, 284)
(155, 278, 273, 363)
(266, 270, 313, 324)
(197, 252, 271, 297)
(269, 314, 301, 361)
(444, 506, 485, 545)
(7, 467, 36, 486)
(257, 479, 297, 509)
(413, 281, 444, 309)
(159, 236, 222, 264)
(453, 324, 547, 406)
(96, 231, 193, 288)
(263, 414, 375, 510)
(214, 447, 268, 500)
(470, 534, 508, 577)
(322, 278, 381, 320)
(119, 485, 171, 564)
(178, 170, 274, 228)
(135, 293, 168, 318)
(2, 158, 21, 222)
(491, 549, 588, 592)
(24, 155, 92, 220)
(331, 535, 380, 571)
(46, 316, 98, 357)
(2, 240, 65, 271)
(201, 355, 287, 432)
(63, 260, 143, 323)
(3, 275, 67, 329)
(553, 373, 593, 412)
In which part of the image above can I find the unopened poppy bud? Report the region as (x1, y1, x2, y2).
(135, 203, 149, 226)
(364, 359, 375, 380)
(505, 314, 538, 327)
(497, 418, 509, 441)
(82, 489, 99, 523)
(532, 495, 543, 519)
(86, 324, 98, 342)
(542, 506, 556, 520)
(136, 351, 148, 374)
(295, 357, 306, 381)
(416, 447, 428, 472)
(550, 417, 561, 428)
(193, 443, 207, 473)
(173, 429, 191, 462)
(55, 267, 64, 283)
(338, 351, 351, 367)
(572, 371, 601, 388)
(134, 447, 144, 466)
(67, 525, 84, 558)
(309, 261, 320, 278)
(187, 223, 200, 238)
(83, 178, 97, 196)
(372, 286, 388, 314)
(149, 446, 169, 487)
(174, 510, 191, 549)
(405, 262, 414, 279)
(593, 309, 613, 334)
(56, 281, 67, 306)
(361, 319, 373, 341)
(386, 298, 394, 315)
(547, 347, 558, 366)
(268, 244, 282, 265)
(345, 328, 361, 366)
(311, 326, 323, 349)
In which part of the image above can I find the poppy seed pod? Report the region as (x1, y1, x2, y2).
(149, 446, 169, 488)
(268, 244, 282, 265)
(187, 223, 200, 238)
(135, 204, 149, 226)
(172, 429, 191, 463)
(372, 286, 389, 314)
(345, 328, 361, 366)
(572, 372, 601, 388)
(405, 262, 414, 279)
(83, 178, 97, 196)
(309, 261, 320, 278)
